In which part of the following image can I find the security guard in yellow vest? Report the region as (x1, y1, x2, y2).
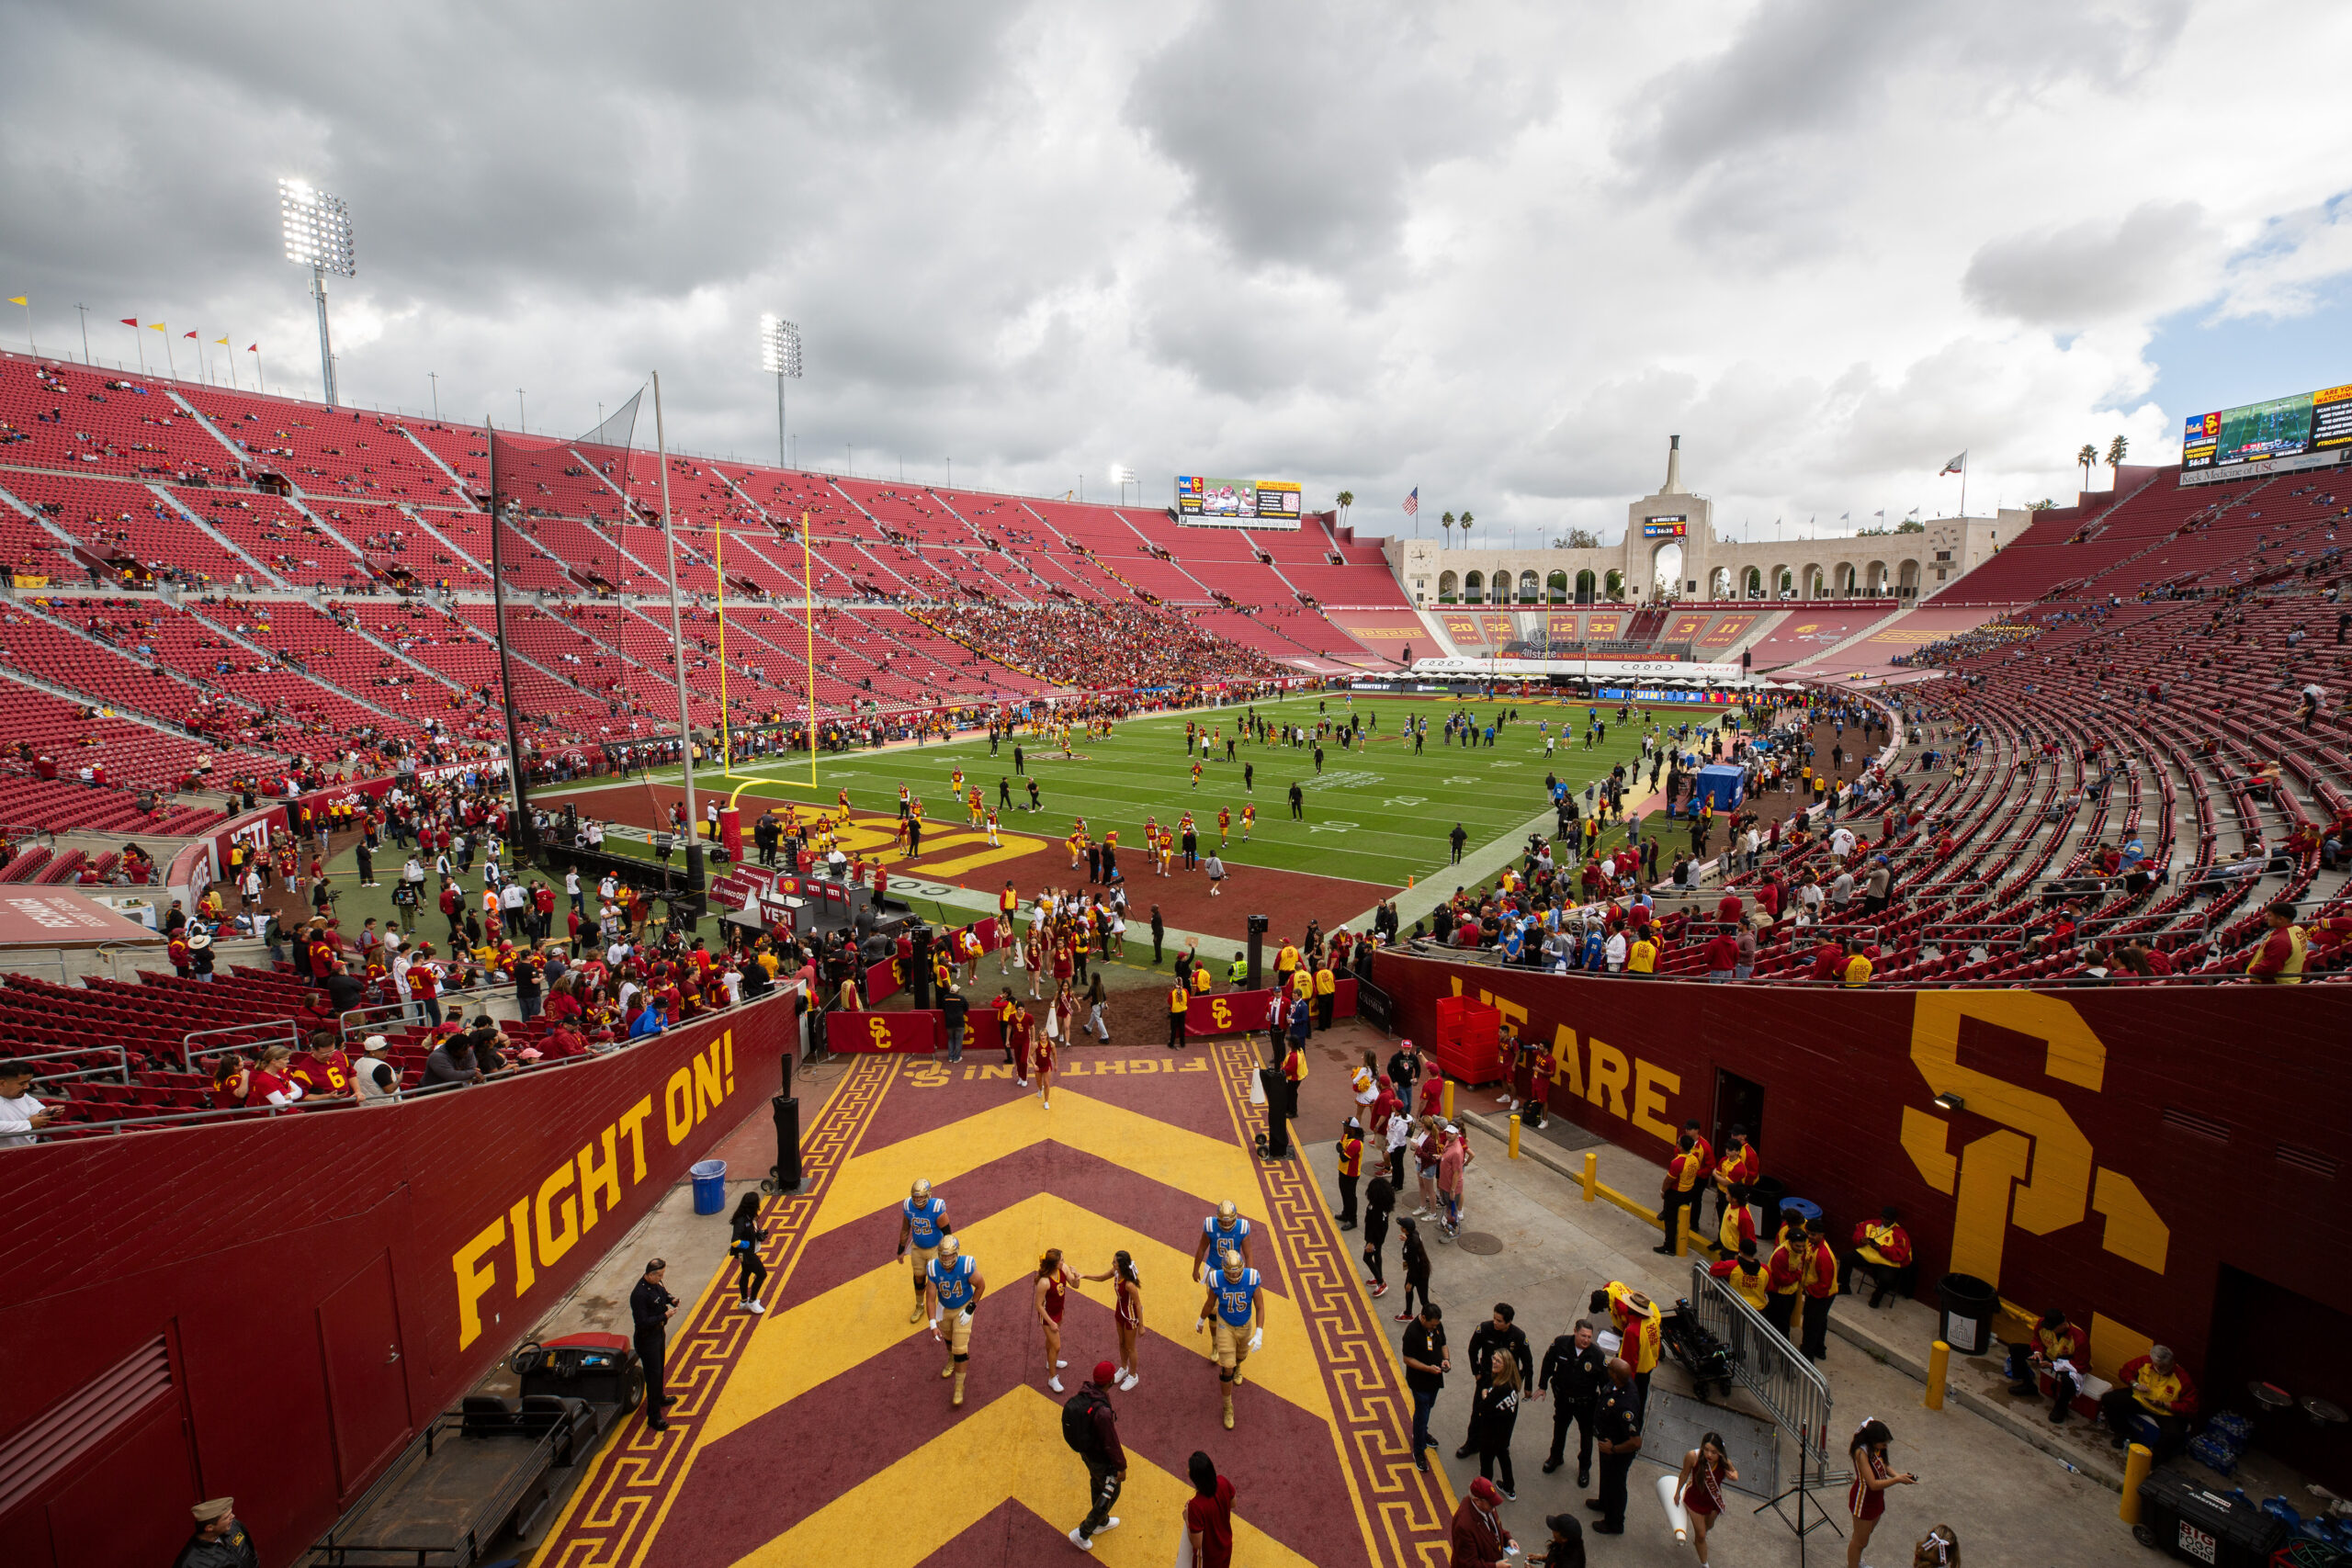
(1167, 981, 1190, 1049)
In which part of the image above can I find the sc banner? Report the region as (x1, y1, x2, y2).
(827, 1010, 941, 1054)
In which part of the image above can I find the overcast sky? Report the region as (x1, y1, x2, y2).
(6, 0, 2349, 548)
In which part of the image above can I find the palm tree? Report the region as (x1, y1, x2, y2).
(1459, 511, 1475, 551)
(1334, 490, 1353, 527)
(2106, 434, 2129, 477)
(1441, 510, 1455, 548)
(2076, 444, 2097, 491)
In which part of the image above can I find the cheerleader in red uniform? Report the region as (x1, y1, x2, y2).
(1082, 1250, 1144, 1392)
(1845, 1417, 1915, 1568)
(1033, 1248, 1082, 1393)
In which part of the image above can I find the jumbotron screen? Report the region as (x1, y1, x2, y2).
(2180, 382, 2352, 476)
(1175, 475, 1304, 528)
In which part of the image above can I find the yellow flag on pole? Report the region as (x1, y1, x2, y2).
(6, 297, 25, 307)
(150, 321, 166, 333)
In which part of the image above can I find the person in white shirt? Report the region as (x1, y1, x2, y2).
(0, 1059, 53, 1146)
(390, 950, 415, 1017)
(1603, 930, 1628, 972)
(351, 1036, 401, 1104)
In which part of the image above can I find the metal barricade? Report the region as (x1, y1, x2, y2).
(181, 1017, 302, 1074)
(1688, 1261, 1849, 1559)
(1687, 1260, 1838, 1483)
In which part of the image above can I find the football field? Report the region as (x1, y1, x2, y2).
(594, 693, 1649, 895)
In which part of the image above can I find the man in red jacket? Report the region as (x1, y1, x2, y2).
(1448, 1476, 1516, 1566)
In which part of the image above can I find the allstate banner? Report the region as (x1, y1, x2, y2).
(828, 1010, 941, 1054)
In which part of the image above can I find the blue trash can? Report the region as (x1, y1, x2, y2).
(690, 1158, 727, 1215)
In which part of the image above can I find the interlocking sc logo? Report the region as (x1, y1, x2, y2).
(1898, 992, 2167, 1286)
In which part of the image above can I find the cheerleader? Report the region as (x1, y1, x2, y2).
(1033, 1248, 1081, 1393)
(1673, 1432, 1738, 1565)
(1846, 1417, 1915, 1568)
(1081, 1250, 1144, 1390)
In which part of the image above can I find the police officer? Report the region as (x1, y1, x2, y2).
(1537, 1318, 1608, 1487)
(632, 1258, 680, 1432)
(1590, 1358, 1643, 1535)
(173, 1498, 258, 1568)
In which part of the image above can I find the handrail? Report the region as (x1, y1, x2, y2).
(181, 1015, 304, 1072)
(12, 987, 789, 1143)
(20, 1041, 130, 1089)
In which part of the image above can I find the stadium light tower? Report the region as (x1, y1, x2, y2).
(279, 178, 355, 408)
(759, 314, 803, 469)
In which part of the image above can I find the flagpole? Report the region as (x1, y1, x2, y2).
(129, 321, 144, 377)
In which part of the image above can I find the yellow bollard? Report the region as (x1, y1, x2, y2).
(1924, 1339, 1950, 1410)
(1509, 1113, 1521, 1159)
(1443, 1079, 1455, 1121)
(2120, 1443, 2153, 1524)
(1675, 1201, 1691, 1258)
(1581, 1150, 1599, 1203)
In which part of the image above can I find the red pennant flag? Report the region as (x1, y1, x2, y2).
(184, 331, 198, 340)
(246, 344, 258, 353)
(119, 317, 139, 327)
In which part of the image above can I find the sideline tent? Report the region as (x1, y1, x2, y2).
(1690, 763, 1746, 815)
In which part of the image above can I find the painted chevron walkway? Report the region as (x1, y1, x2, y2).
(529, 1044, 1456, 1568)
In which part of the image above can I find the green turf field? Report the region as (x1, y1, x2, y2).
(586, 694, 1650, 892)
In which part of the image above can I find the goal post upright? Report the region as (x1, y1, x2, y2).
(801, 508, 819, 793)
(715, 503, 733, 781)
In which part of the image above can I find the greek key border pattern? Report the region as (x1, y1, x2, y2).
(531, 1055, 897, 1568)
(1213, 1041, 1453, 1568)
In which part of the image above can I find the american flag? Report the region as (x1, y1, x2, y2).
(1402, 487, 1419, 516)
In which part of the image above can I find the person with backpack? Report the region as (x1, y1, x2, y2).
(1062, 1361, 1125, 1552)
